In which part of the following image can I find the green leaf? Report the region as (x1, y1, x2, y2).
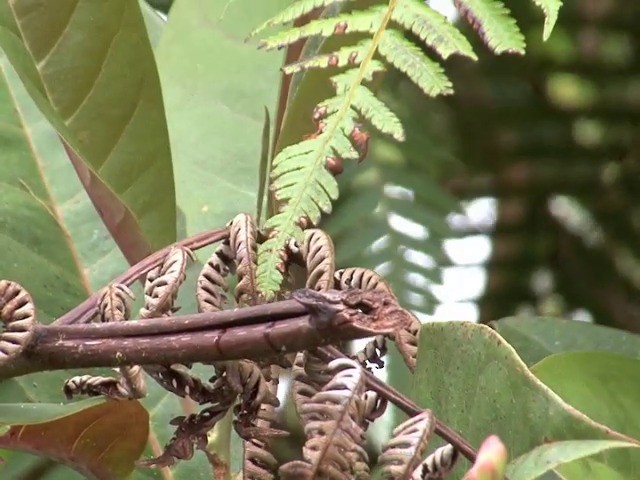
(411, 322, 640, 479)
(531, 0, 562, 41)
(156, 0, 291, 238)
(532, 352, 640, 444)
(0, 0, 176, 263)
(556, 456, 628, 480)
(0, 398, 105, 425)
(0, 400, 148, 479)
(507, 440, 639, 480)
(491, 317, 640, 366)
(454, 0, 526, 54)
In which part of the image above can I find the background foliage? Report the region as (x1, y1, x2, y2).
(0, 0, 639, 479)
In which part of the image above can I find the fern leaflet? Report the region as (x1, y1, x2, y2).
(453, 0, 526, 54)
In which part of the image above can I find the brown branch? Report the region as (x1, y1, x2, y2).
(316, 346, 478, 466)
(47, 299, 308, 339)
(2, 290, 408, 381)
(54, 227, 229, 326)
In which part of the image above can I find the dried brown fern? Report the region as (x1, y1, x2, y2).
(64, 284, 146, 399)
(335, 267, 421, 371)
(378, 410, 436, 479)
(0, 280, 35, 366)
(412, 444, 459, 480)
(282, 358, 369, 479)
(196, 237, 234, 313)
(230, 213, 261, 306)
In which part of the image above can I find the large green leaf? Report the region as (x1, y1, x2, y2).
(411, 322, 640, 478)
(492, 317, 640, 366)
(156, 0, 293, 237)
(0, 0, 176, 263)
(506, 440, 639, 480)
(532, 352, 640, 446)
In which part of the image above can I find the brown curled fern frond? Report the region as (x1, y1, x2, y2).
(354, 334, 387, 370)
(291, 351, 335, 424)
(63, 373, 135, 401)
(140, 246, 194, 319)
(229, 213, 260, 306)
(411, 444, 459, 480)
(335, 267, 421, 371)
(97, 283, 135, 322)
(0, 280, 36, 365)
(139, 397, 236, 469)
(97, 284, 146, 398)
(242, 365, 283, 480)
(378, 410, 436, 480)
(196, 238, 235, 313)
(299, 228, 336, 291)
(278, 460, 315, 480)
(362, 389, 388, 426)
(144, 364, 218, 404)
(334, 267, 395, 296)
(295, 358, 369, 479)
(394, 314, 422, 372)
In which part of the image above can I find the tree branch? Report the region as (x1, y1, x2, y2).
(1, 290, 409, 380)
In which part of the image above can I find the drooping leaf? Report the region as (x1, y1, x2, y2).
(491, 317, 640, 366)
(411, 322, 640, 479)
(0, 400, 149, 479)
(0, 0, 176, 263)
(506, 440, 639, 480)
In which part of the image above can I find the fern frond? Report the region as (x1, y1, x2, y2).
(255, 0, 560, 296)
(252, 0, 355, 36)
(378, 410, 435, 478)
(454, 0, 526, 54)
(531, 0, 562, 41)
(332, 73, 404, 141)
(379, 30, 453, 97)
(259, 8, 385, 50)
(393, 0, 477, 60)
(283, 40, 374, 74)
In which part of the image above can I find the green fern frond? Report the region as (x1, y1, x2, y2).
(379, 31, 453, 97)
(392, 0, 477, 60)
(259, 8, 385, 50)
(531, 0, 562, 40)
(255, 0, 562, 297)
(331, 72, 404, 141)
(257, 110, 361, 293)
(454, 0, 526, 54)
(251, 0, 355, 36)
(283, 40, 373, 74)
